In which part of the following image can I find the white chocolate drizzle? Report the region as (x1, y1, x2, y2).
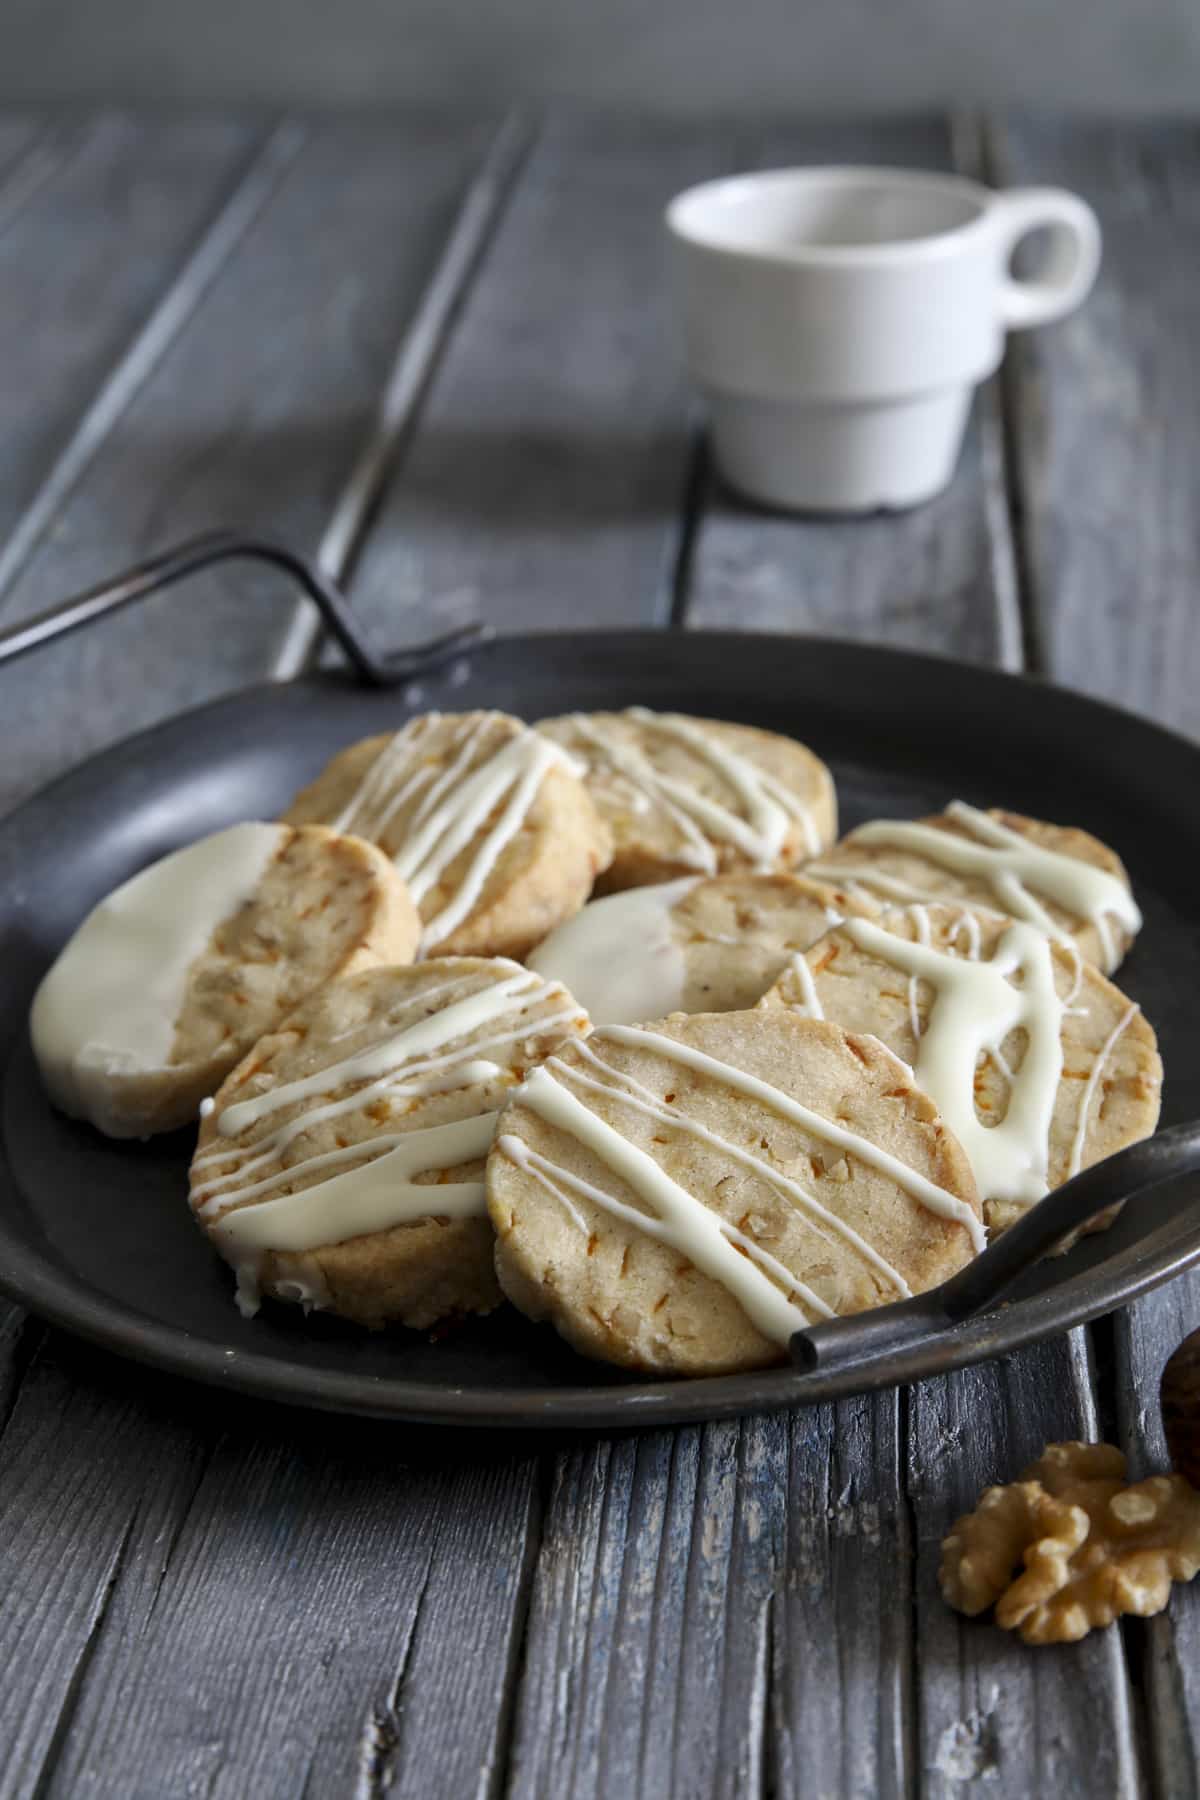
(603, 1026, 984, 1245)
(507, 1066, 813, 1343)
(527, 877, 699, 1026)
(784, 952, 824, 1020)
(327, 713, 578, 953)
(1066, 1003, 1139, 1179)
(30, 822, 286, 1135)
(566, 707, 820, 872)
(502, 1021, 983, 1344)
(811, 802, 1140, 974)
(842, 916, 1065, 1208)
(195, 964, 584, 1311)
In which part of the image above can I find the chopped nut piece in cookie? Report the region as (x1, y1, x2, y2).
(940, 1441, 1200, 1644)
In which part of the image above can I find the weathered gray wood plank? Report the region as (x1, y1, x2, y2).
(993, 114, 1200, 1798)
(0, 1333, 543, 1800)
(0, 112, 260, 564)
(346, 114, 741, 647)
(1113, 1275, 1200, 1799)
(0, 112, 510, 817)
(684, 119, 1021, 668)
(909, 1334, 1138, 1797)
(15, 1338, 542, 1800)
(991, 116, 1200, 737)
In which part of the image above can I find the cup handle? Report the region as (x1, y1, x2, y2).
(990, 186, 1102, 330)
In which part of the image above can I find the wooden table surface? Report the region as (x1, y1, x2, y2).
(0, 106, 1197, 1799)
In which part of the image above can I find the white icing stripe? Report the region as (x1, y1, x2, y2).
(785, 952, 824, 1020)
(906, 904, 932, 1041)
(1066, 1003, 1139, 1179)
(498, 1133, 836, 1325)
(948, 909, 982, 961)
(212, 1113, 497, 1254)
(569, 708, 820, 872)
(326, 714, 575, 954)
(30, 823, 286, 1134)
(193, 1005, 581, 1192)
(510, 1069, 811, 1344)
(527, 877, 699, 1026)
(567, 1038, 910, 1296)
(216, 967, 544, 1136)
(419, 734, 566, 950)
(843, 917, 1064, 1209)
(805, 864, 947, 906)
(603, 1025, 986, 1249)
(568, 714, 717, 872)
(847, 803, 1141, 974)
(626, 707, 805, 866)
(192, 1055, 507, 1204)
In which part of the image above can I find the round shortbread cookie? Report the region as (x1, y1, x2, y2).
(487, 1010, 982, 1377)
(282, 711, 613, 961)
(31, 822, 420, 1139)
(804, 801, 1140, 974)
(190, 957, 589, 1328)
(761, 901, 1162, 1237)
(536, 708, 836, 893)
(527, 872, 882, 1025)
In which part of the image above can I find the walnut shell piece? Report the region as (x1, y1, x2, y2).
(1162, 1327, 1200, 1489)
(939, 1441, 1200, 1644)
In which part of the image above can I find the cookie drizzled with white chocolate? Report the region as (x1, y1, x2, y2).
(488, 1011, 983, 1376)
(762, 901, 1161, 1235)
(806, 801, 1141, 974)
(190, 959, 589, 1325)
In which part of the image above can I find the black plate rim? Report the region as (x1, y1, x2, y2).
(3, 626, 1199, 1430)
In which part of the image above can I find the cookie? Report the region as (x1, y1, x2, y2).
(190, 957, 589, 1327)
(536, 708, 836, 893)
(761, 902, 1162, 1236)
(804, 801, 1140, 974)
(527, 871, 881, 1025)
(282, 711, 612, 960)
(487, 1010, 983, 1376)
(30, 822, 419, 1138)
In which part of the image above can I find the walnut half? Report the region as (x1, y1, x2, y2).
(939, 1441, 1200, 1644)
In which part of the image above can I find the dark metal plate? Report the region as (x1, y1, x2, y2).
(1, 631, 1198, 1427)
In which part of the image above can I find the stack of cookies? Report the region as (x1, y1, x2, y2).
(30, 707, 1162, 1379)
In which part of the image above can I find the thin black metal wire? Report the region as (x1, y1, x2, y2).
(0, 529, 487, 686)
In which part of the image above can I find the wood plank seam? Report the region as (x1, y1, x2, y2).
(953, 110, 1025, 675)
(354, 1532, 438, 1798)
(482, 1461, 547, 1800)
(0, 118, 308, 615)
(22, 1507, 139, 1799)
(897, 1386, 921, 1800)
(665, 427, 708, 630)
(980, 114, 1051, 680)
(138, 1436, 219, 1636)
(0, 1308, 44, 1447)
(270, 107, 538, 681)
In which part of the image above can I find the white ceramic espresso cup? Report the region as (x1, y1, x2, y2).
(666, 166, 1101, 513)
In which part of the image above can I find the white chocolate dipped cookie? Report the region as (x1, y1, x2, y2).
(761, 902, 1162, 1237)
(282, 711, 613, 960)
(527, 871, 881, 1025)
(805, 801, 1141, 974)
(31, 822, 420, 1139)
(190, 958, 589, 1327)
(536, 708, 836, 893)
(487, 1011, 983, 1376)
